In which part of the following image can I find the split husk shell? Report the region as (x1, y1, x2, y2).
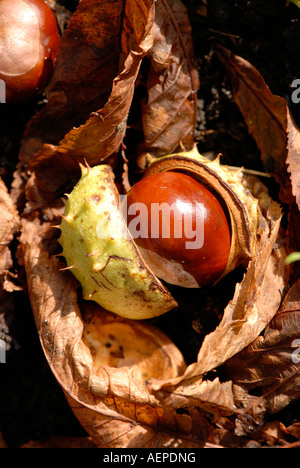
(58, 164, 177, 320)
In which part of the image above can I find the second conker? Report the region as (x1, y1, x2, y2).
(125, 171, 231, 288)
(0, 0, 60, 102)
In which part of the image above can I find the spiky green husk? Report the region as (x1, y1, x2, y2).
(58, 164, 177, 320)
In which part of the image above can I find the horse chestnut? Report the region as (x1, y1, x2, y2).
(0, 0, 60, 102)
(125, 171, 231, 288)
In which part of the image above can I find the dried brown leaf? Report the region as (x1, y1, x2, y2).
(20, 0, 152, 165)
(225, 279, 300, 431)
(19, 215, 214, 447)
(54, 0, 154, 165)
(286, 203, 300, 282)
(286, 421, 300, 442)
(150, 376, 236, 417)
(286, 111, 300, 210)
(216, 46, 293, 205)
(216, 45, 300, 283)
(19, 0, 156, 203)
(248, 420, 296, 447)
(0, 178, 20, 291)
(140, 0, 199, 157)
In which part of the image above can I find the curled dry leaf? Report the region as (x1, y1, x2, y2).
(225, 279, 300, 434)
(0, 178, 20, 291)
(20, 0, 155, 165)
(20, 216, 217, 447)
(216, 46, 293, 205)
(52, 0, 155, 165)
(286, 202, 300, 282)
(16, 0, 156, 204)
(243, 420, 299, 448)
(286, 112, 300, 210)
(15, 0, 200, 207)
(216, 45, 300, 299)
(140, 0, 199, 158)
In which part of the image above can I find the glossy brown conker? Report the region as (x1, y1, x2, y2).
(125, 171, 231, 288)
(0, 0, 60, 102)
